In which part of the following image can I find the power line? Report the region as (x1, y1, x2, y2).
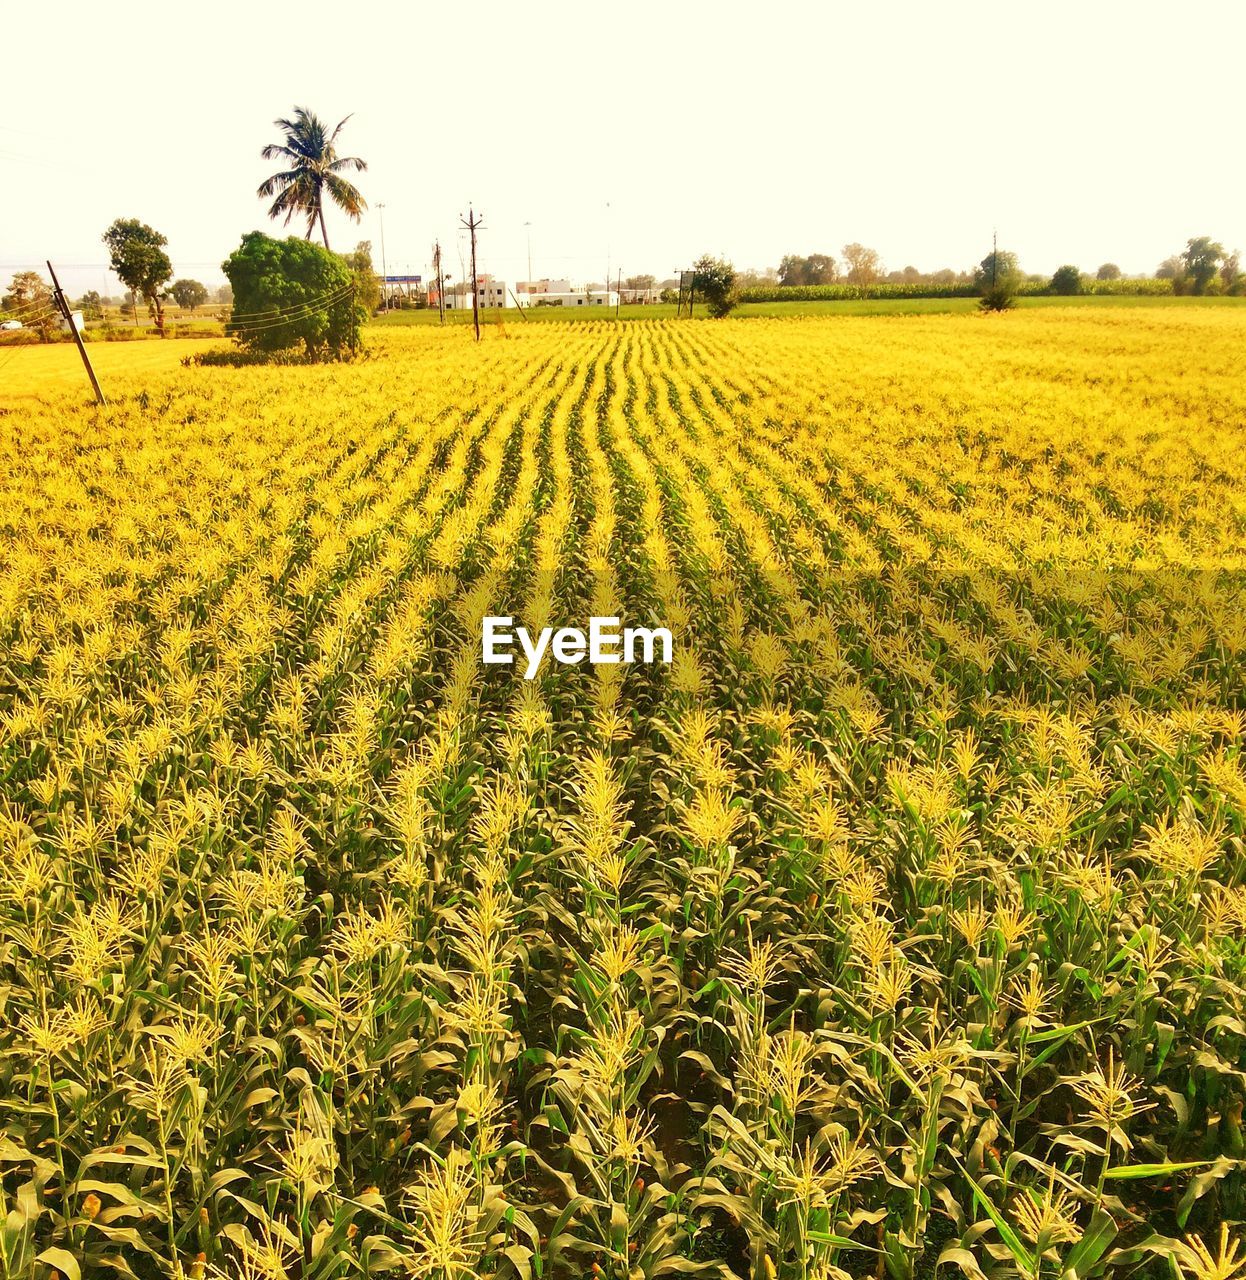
(0, 331, 42, 383)
(225, 283, 355, 326)
(223, 287, 357, 335)
(224, 281, 355, 322)
(1, 303, 60, 325)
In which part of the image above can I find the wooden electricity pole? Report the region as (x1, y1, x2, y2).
(460, 208, 483, 342)
(47, 261, 105, 406)
(433, 241, 445, 324)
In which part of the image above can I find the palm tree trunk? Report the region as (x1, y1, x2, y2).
(318, 206, 330, 251)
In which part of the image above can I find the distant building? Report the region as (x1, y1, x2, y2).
(433, 278, 620, 310)
(528, 289, 618, 308)
(516, 279, 572, 295)
(477, 280, 520, 308)
(59, 310, 84, 333)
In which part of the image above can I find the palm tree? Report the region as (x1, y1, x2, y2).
(257, 107, 367, 251)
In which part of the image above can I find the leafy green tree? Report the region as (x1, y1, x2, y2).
(258, 106, 367, 251)
(103, 218, 173, 331)
(222, 231, 364, 358)
(1096, 262, 1121, 281)
(342, 241, 381, 313)
(2, 271, 58, 341)
(974, 249, 1020, 291)
(77, 290, 104, 320)
(170, 279, 209, 311)
(215, 283, 234, 305)
(691, 254, 738, 317)
(976, 248, 1019, 311)
(1050, 265, 1082, 295)
(1182, 236, 1224, 295)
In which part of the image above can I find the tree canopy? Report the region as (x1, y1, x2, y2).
(842, 244, 882, 286)
(778, 254, 837, 286)
(222, 231, 364, 357)
(170, 279, 209, 311)
(1049, 265, 1082, 296)
(342, 242, 381, 313)
(974, 249, 1020, 290)
(692, 255, 739, 317)
(258, 107, 367, 251)
(103, 219, 173, 330)
(2, 271, 58, 341)
(1182, 236, 1224, 295)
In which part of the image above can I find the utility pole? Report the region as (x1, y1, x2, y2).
(377, 203, 388, 310)
(433, 241, 445, 324)
(460, 207, 483, 342)
(47, 261, 105, 406)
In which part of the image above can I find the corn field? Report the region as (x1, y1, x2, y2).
(2, 310, 1245, 1280)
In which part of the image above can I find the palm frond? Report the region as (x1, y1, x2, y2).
(324, 173, 367, 220)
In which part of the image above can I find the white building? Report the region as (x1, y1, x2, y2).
(526, 288, 619, 309)
(516, 279, 572, 296)
(477, 279, 517, 308)
(59, 310, 85, 333)
(549, 291, 619, 308)
(442, 278, 620, 310)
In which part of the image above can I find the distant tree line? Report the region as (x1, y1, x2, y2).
(738, 236, 1242, 304)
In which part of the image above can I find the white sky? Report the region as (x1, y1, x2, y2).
(3, 0, 1244, 298)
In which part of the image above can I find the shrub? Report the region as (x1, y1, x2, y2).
(979, 282, 1017, 312)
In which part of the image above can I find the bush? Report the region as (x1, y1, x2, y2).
(979, 282, 1017, 312)
(222, 232, 365, 358)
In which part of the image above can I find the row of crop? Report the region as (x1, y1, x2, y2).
(3, 321, 1246, 1280)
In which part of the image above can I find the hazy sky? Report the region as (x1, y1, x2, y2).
(3, 0, 1244, 298)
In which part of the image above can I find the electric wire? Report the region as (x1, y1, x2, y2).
(223, 281, 355, 323)
(0, 308, 59, 329)
(0, 331, 42, 382)
(223, 287, 357, 334)
(1, 294, 61, 320)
